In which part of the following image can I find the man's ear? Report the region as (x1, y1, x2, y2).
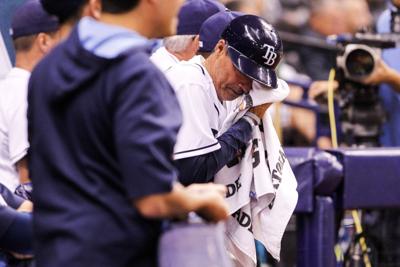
(214, 39, 226, 55)
(83, 0, 102, 19)
(36, 33, 54, 54)
(191, 35, 200, 51)
(193, 35, 200, 45)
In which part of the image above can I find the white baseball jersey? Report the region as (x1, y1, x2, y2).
(165, 56, 227, 160)
(0, 33, 11, 79)
(0, 67, 30, 191)
(150, 46, 180, 73)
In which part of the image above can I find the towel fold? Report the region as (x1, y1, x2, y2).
(215, 79, 298, 266)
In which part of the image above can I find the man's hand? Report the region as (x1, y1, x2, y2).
(10, 252, 34, 260)
(17, 200, 33, 213)
(133, 183, 229, 223)
(308, 80, 339, 101)
(363, 58, 392, 85)
(363, 58, 400, 93)
(248, 103, 272, 119)
(185, 183, 229, 223)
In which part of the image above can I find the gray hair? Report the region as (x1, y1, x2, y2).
(163, 35, 196, 53)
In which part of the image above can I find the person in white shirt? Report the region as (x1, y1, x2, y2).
(165, 13, 283, 186)
(150, 0, 224, 72)
(0, 0, 60, 191)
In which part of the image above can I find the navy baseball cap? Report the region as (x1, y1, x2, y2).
(11, 0, 59, 40)
(177, 0, 226, 35)
(221, 15, 283, 88)
(198, 10, 243, 53)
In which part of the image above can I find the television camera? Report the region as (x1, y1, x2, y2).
(332, 32, 399, 147)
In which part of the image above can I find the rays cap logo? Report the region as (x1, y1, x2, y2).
(221, 15, 283, 89)
(262, 44, 278, 66)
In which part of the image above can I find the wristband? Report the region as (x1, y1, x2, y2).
(244, 112, 261, 126)
(242, 114, 259, 128)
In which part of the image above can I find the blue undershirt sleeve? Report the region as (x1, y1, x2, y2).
(0, 184, 24, 209)
(175, 118, 252, 185)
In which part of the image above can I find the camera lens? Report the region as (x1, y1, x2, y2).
(345, 48, 374, 77)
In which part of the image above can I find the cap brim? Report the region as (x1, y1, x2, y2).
(227, 46, 278, 89)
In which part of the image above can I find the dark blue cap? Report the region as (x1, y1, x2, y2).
(11, 0, 59, 39)
(198, 10, 243, 52)
(177, 0, 225, 35)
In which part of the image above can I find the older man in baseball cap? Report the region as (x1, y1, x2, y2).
(198, 11, 282, 88)
(0, 0, 60, 192)
(197, 9, 243, 57)
(151, 0, 225, 72)
(165, 13, 283, 185)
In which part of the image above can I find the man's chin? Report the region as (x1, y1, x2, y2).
(224, 94, 241, 101)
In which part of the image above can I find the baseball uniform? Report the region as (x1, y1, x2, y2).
(0, 68, 30, 191)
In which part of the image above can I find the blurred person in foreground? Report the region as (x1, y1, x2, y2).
(28, 1, 229, 267)
(0, 1, 57, 265)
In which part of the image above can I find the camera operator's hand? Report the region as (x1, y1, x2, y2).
(363, 58, 400, 93)
(308, 80, 339, 102)
(363, 58, 392, 85)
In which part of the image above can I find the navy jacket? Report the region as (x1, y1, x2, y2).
(28, 26, 181, 267)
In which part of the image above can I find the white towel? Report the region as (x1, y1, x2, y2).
(0, 195, 7, 207)
(215, 80, 298, 266)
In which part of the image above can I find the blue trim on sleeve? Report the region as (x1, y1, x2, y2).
(174, 142, 220, 156)
(175, 118, 252, 185)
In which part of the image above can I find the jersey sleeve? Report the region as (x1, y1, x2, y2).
(0, 183, 24, 209)
(5, 84, 29, 165)
(113, 64, 181, 200)
(0, 206, 18, 241)
(173, 82, 221, 160)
